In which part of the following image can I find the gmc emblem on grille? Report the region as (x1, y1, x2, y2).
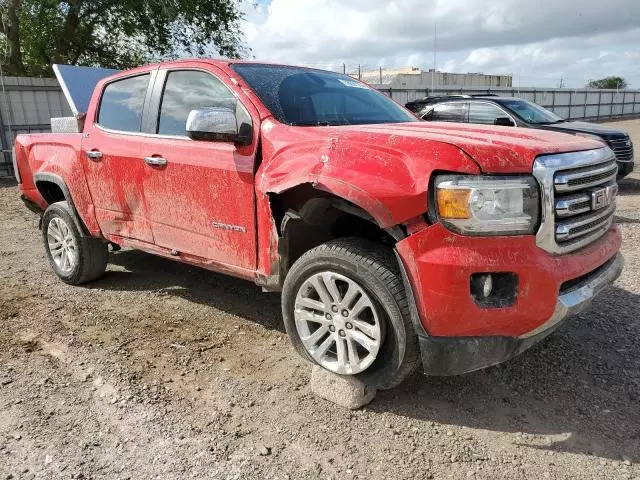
(591, 185, 618, 210)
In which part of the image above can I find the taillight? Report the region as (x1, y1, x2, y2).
(11, 146, 21, 183)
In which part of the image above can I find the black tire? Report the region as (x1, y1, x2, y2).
(282, 238, 420, 390)
(41, 201, 108, 285)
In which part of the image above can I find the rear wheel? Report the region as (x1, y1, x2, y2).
(282, 238, 420, 390)
(41, 201, 108, 285)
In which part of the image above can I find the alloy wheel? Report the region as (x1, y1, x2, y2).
(294, 271, 383, 375)
(47, 217, 78, 273)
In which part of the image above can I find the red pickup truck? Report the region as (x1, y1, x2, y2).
(14, 59, 623, 389)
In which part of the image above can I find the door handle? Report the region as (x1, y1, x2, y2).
(85, 150, 103, 161)
(144, 156, 168, 167)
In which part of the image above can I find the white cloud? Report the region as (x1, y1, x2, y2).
(240, 0, 640, 87)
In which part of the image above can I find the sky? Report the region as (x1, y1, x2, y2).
(240, 0, 640, 88)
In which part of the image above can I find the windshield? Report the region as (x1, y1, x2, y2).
(501, 99, 564, 124)
(231, 63, 417, 126)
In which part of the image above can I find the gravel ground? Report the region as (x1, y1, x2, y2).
(1, 120, 640, 480)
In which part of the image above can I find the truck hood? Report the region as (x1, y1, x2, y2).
(335, 121, 605, 173)
(259, 119, 608, 228)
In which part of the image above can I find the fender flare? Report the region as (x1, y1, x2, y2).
(33, 172, 89, 236)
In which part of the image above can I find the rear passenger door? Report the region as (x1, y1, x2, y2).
(423, 102, 468, 123)
(81, 70, 156, 243)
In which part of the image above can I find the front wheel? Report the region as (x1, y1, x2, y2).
(282, 238, 420, 390)
(41, 201, 108, 285)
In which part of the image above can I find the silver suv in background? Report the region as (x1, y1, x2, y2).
(415, 96, 634, 179)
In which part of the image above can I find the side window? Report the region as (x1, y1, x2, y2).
(468, 102, 509, 125)
(98, 74, 150, 132)
(158, 70, 236, 136)
(431, 103, 467, 122)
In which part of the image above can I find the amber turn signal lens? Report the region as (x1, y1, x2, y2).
(437, 188, 471, 219)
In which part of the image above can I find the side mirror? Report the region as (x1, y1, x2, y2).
(186, 107, 252, 145)
(494, 116, 515, 127)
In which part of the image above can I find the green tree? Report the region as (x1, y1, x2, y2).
(0, 0, 246, 77)
(587, 76, 628, 90)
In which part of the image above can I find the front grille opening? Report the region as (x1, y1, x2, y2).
(556, 160, 617, 178)
(568, 169, 616, 187)
(569, 217, 608, 236)
(570, 200, 591, 212)
(560, 257, 617, 294)
(554, 160, 618, 193)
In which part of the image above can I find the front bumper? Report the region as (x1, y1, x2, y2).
(414, 253, 623, 376)
(395, 223, 623, 376)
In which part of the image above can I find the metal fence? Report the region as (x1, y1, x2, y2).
(0, 76, 72, 178)
(1, 76, 640, 178)
(378, 86, 640, 121)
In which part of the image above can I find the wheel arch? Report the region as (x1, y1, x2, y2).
(34, 172, 89, 236)
(265, 183, 405, 290)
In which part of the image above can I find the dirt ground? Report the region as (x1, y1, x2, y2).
(1, 121, 640, 480)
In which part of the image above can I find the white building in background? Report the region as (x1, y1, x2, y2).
(358, 67, 512, 89)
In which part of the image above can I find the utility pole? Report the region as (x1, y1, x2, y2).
(431, 20, 437, 92)
(358, 64, 361, 80)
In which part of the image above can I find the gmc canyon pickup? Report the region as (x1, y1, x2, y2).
(14, 60, 623, 389)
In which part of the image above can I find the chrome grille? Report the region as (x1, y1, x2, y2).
(533, 148, 618, 255)
(608, 137, 634, 163)
(554, 160, 618, 191)
(555, 204, 616, 242)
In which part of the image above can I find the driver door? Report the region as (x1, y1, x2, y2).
(137, 66, 259, 272)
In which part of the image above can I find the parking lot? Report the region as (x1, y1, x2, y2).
(1, 120, 639, 480)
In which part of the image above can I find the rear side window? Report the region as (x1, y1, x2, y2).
(468, 102, 508, 125)
(431, 103, 468, 122)
(97, 74, 150, 132)
(158, 70, 236, 136)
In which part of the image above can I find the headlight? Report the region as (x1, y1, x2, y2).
(574, 132, 606, 145)
(434, 175, 539, 235)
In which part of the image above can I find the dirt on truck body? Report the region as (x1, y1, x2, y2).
(12, 59, 624, 392)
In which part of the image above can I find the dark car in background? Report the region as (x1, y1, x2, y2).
(414, 96, 634, 178)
